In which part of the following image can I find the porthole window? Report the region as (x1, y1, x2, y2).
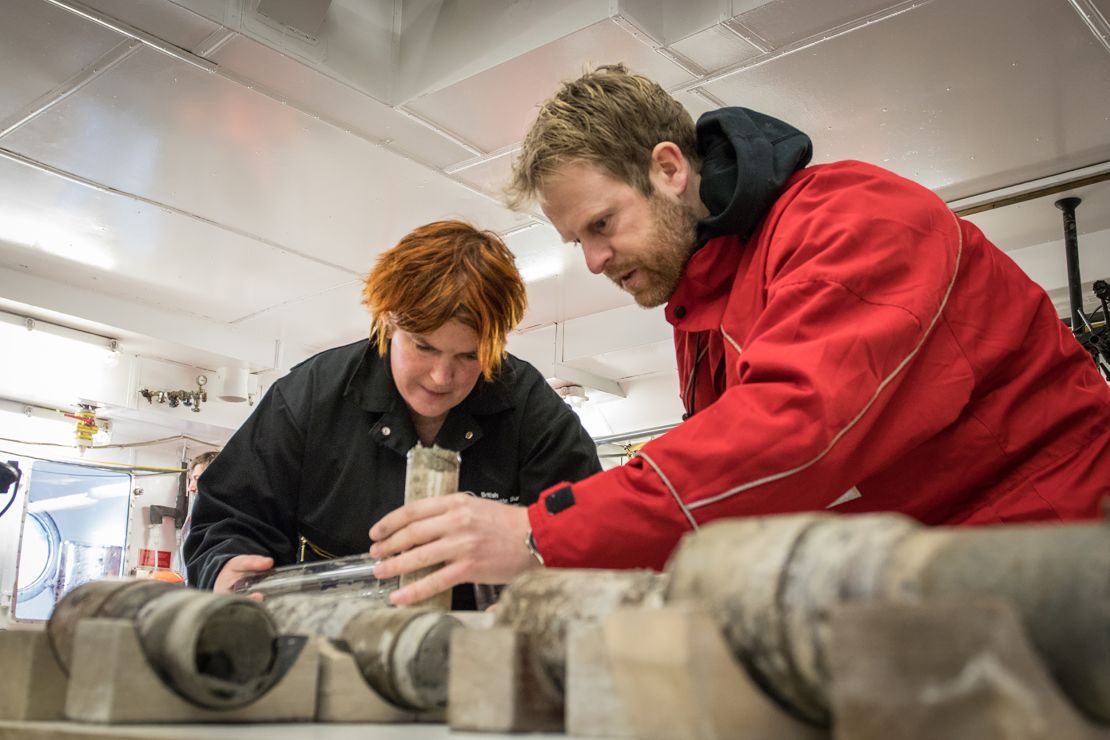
(14, 511, 61, 602)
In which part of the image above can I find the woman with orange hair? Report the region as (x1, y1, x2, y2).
(184, 221, 600, 609)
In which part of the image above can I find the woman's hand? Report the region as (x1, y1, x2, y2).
(213, 554, 274, 595)
(369, 494, 537, 606)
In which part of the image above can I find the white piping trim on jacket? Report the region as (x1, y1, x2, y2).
(721, 325, 743, 354)
(639, 451, 700, 530)
(687, 210, 965, 512)
(826, 486, 862, 508)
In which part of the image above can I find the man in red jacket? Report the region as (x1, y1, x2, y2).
(370, 64, 1110, 604)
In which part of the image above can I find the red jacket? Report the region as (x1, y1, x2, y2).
(528, 161, 1110, 570)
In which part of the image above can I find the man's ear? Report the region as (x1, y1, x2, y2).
(648, 142, 691, 198)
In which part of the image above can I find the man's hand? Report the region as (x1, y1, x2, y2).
(369, 494, 538, 606)
(213, 554, 274, 595)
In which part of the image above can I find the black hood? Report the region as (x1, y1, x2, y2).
(695, 107, 813, 246)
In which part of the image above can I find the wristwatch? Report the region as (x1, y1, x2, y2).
(524, 529, 545, 567)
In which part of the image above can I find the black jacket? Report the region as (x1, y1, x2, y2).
(184, 339, 601, 603)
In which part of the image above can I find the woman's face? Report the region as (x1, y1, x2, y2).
(187, 462, 208, 495)
(390, 319, 483, 427)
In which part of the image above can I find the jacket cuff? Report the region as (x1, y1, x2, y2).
(527, 462, 696, 570)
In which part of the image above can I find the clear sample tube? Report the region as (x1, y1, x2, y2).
(230, 552, 399, 599)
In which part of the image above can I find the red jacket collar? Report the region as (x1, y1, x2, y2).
(665, 234, 745, 331)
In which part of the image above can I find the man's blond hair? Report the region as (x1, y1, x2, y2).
(506, 64, 698, 210)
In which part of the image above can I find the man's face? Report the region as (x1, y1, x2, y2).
(390, 319, 483, 427)
(539, 162, 698, 308)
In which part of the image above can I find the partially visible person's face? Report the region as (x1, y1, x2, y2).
(539, 161, 699, 308)
(390, 319, 483, 427)
(187, 462, 208, 495)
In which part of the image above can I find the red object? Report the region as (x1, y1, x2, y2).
(529, 161, 1110, 569)
(139, 548, 172, 569)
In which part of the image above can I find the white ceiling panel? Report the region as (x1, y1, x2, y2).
(0, 154, 355, 322)
(618, 0, 731, 47)
(450, 149, 516, 199)
(504, 224, 635, 329)
(0, 0, 124, 124)
(230, 280, 370, 359)
(673, 89, 723, 123)
(393, 0, 614, 102)
(506, 323, 558, 379)
(731, 0, 907, 48)
(0, 265, 285, 371)
(669, 23, 763, 71)
(237, 0, 395, 103)
(450, 150, 549, 222)
(3, 47, 530, 272)
(209, 34, 478, 170)
(701, 0, 1110, 200)
(403, 18, 697, 154)
(75, 0, 223, 52)
(562, 305, 672, 362)
(564, 339, 677, 382)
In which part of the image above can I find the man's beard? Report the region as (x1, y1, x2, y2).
(607, 194, 698, 308)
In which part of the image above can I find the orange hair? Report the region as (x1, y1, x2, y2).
(362, 221, 527, 380)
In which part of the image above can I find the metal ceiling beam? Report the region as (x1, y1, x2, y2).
(948, 161, 1110, 217)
